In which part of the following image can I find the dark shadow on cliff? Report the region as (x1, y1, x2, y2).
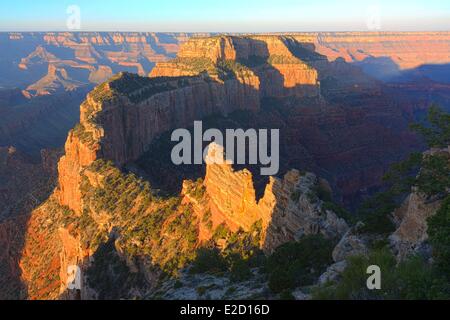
(347, 55, 450, 111)
(0, 215, 29, 299)
(132, 38, 322, 199)
(353, 56, 402, 81)
(0, 87, 89, 158)
(351, 54, 450, 85)
(133, 110, 289, 199)
(59, 233, 159, 300)
(128, 37, 427, 211)
(281, 40, 429, 208)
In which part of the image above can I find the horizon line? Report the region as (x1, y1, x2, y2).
(2, 30, 450, 34)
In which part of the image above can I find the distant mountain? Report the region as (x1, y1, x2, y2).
(0, 32, 200, 95)
(0, 32, 199, 155)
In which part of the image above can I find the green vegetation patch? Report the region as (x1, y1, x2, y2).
(312, 248, 450, 300)
(265, 235, 334, 293)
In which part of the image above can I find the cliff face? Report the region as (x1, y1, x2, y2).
(390, 146, 450, 260)
(0, 215, 28, 299)
(51, 34, 419, 256)
(14, 34, 444, 299)
(3, 31, 450, 96)
(151, 36, 320, 98)
(16, 37, 334, 299)
(390, 191, 442, 260)
(290, 32, 450, 85)
(57, 69, 260, 212)
(1, 32, 193, 94)
(55, 35, 323, 213)
(197, 144, 348, 252)
(300, 32, 450, 70)
(0, 88, 89, 156)
(0, 146, 58, 221)
(57, 130, 99, 214)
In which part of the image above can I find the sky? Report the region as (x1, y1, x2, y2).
(1, 0, 450, 32)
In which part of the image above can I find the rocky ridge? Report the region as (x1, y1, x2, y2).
(389, 146, 450, 260)
(10, 34, 448, 299)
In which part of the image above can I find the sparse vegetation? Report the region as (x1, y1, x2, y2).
(238, 55, 267, 68)
(427, 195, 450, 279)
(190, 248, 228, 275)
(185, 178, 206, 201)
(72, 123, 94, 146)
(86, 239, 141, 300)
(409, 104, 450, 148)
(216, 59, 253, 81)
(315, 106, 450, 300)
(290, 190, 301, 202)
(355, 106, 450, 236)
(312, 248, 450, 300)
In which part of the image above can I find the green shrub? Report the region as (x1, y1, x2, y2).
(357, 191, 397, 235)
(416, 154, 450, 197)
(312, 249, 450, 300)
(279, 290, 296, 300)
(268, 268, 293, 294)
(86, 240, 139, 299)
(213, 223, 231, 241)
(174, 280, 183, 289)
(316, 182, 333, 202)
(229, 257, 252, 282)
(427, 196, 450, 279)
(190, 248, 228, 275)
(265, 235, 334, 293)
(290, 190, 301, 202)
(312, 248, 395, 300)
(409, 104, 450, 148)
(196, 286, 207, 296)
(322, 201, 353, 223)
(395, 255, 450, 300)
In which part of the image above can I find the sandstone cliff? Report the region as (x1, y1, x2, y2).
(4, 31, 450, 94)
(57, 69, 260, 213)
(301, 32, 450, 70)
(151, 35, 320, 98)
(13, 34, 438, 300)
(390, 146, 450, 260)
(189, 144, 348, 253)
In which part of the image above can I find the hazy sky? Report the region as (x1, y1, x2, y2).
(1, 0, 450, 32)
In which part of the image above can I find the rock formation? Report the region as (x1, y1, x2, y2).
(389, 146, 450, 260)
(389, 191, 442, 260)
(332, 222, 368, 263)
(195, 143, 349, 252)
(9, 34, 449, 300)
(151, 35, 320, 98)
(4, 31, 450, 94)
